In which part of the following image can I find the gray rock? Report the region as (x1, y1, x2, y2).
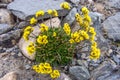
(0, 24, 13, 35)
(57, 73, 72, 80)
(69, 66, 90, 80)
(25, 64, 31, 70)
(17, 21, 29, 29)
(89, 12, 105, 24)
(91, 60, 120, 80)
(69, 0, 80, 5)
(112, 55, 120, 65)
(62, 7, 77, 26)
(102, 12, 120, 42)
(0, 29, 22, 47)
(0, 9, 14, 25)
(108, 0, 120, 9)
(7, 0, 68, 20)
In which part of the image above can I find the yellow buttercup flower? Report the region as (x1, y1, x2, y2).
(83, 15, 91, 23)
(53, 32, 56, 37)
(47, 9, 53, 15)
(82, 7, 89, 15)
(53, 9, 58, 17)
(69, 39, 75, 44)
(40, 23, 48, 32)
(50, 70, 60, 79)
(37, 35, 48, 45)
(63, 23, 71, 35)
(23, 31, 30, 41)
(30, 17, 37, 25)
(27, 42, 36, 55)
(90, 48, 100, 59)
(35, 10, 44, 18)
(60, 2, 70, 10)
(24, 26, 34, 32)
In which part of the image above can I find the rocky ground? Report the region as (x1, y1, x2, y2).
(0, 0, 120, 80)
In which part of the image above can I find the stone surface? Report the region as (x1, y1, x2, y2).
(0, 9, 14, 25)
(0, 72, 17, 80)
(62, 7, 77, 26)
(7, 0, 68, 20)
(57, 73, 72, 80)
(91, 60, 120, 80)
(19, 18, 60, 60)
(102, 12, 120, 42)
(69, 66, 90, 80)
(0, 29, 22, 47)
(0, 24, 12, 35)
(108, 0, 120, 9)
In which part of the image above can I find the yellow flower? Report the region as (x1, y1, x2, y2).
(37, 35, 48, 45)
(53, 9, 58, 17)
(45, 67, 52, 74)
(44, 62, 51, 68)
(27, 42, 36, 55)
(60, 2, 70, 10)
(47, 9, 53, 15)
(63, 23, 71, 35)
(82, 7, 89, 15)
(50, 70, 60, 79)
(40, 23, 48, 32)
(23, 31, 30, 41)
(35, 10, 44, 18)
(83, 15, 91, 23)
(30, 17, 37, 25)
(53, 32, 56, 37)
(24, 26, 34, 32)
(69, 39, 75, 44)
(90, 48, 100, 59)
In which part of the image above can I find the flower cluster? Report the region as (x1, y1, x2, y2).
(39, 23, 48, 32)
(90, 41, 100, 59)
(63, 23, 71, 35)
(37, 35, 48, 45)
(60, 2, 70, 10)
(32, 62, 60, 79)
(35, 10, 44, 18)
(27, 42, 36, 55)
(47, 9, 58, 17)
(23, 26, 34, 41)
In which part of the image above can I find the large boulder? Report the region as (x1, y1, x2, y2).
(102, 12, 120, 42)
(7, 0, 68, 20)
(108, 0, 120, 9)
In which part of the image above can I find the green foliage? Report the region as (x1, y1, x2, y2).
(35, 27, 75, 66)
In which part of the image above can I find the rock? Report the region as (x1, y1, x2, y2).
(7, 0, 68, 20)
(0, 29, 22, 47)
(91, 60, 120, 80)
(17, 21, 29, 29)
(108, 0, 120, 9)
(112, 55, 120, 65)
(77, 60, 88, 68)
(107, 49, 113, 57)
(57, 73, 72, 80)
(0, 9, 14, 25)
(0, 0, 13, 4)
(0, 24, 12, 35)
(89, 12, 105, 24)
(116, 47, 120, 54)
(62, 7, 77, 26)
(102, 12, 120, 42)
(0, 3, 7, 8)
(69, 66, 90, 80)
(18, 18, 60, 60)
(0, 72, 17, 80)
(69, 0, 80, 5)
(25, 64, 31, 70)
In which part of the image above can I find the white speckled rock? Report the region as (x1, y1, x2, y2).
(19, 17, 60, 60)
(0, 0, 13, 3)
